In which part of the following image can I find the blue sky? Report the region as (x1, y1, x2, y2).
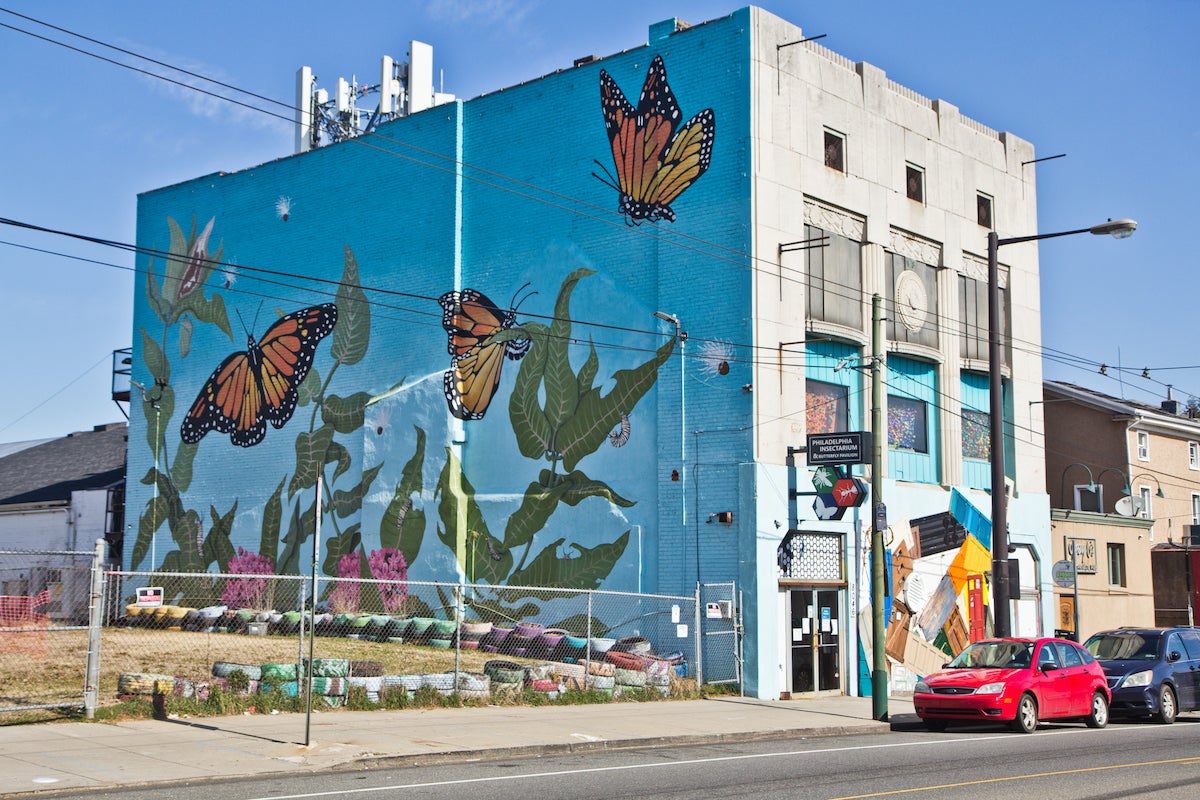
(1, 0, 1196, 442)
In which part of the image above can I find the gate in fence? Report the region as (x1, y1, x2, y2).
(699, 581, 741, 691)
(0, 542, 104, 714)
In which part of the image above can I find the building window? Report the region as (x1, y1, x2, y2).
(1137, 431, 1150, 461)
(805, 224, 862, 329)
(888, 395, 928, 453)
(1190, 441, 1199, 470)
(1191, 493, 1200, 525)
(1107, 543, 1126, 588)
(977, 192, 993, 228)
(824, 129, 846, 172)
(962, 409, 990, 460)
(906, 164, 924, 203)
(1139, 486, 1153, 519)
(806, 380, 849, 435)
(1074, 485, 1102, 513)
(959, 274, 1009, 365)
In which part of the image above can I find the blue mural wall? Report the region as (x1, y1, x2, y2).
(127, 11, 753, 607)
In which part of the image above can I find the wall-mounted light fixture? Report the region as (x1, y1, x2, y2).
(706, 511, 733, 524)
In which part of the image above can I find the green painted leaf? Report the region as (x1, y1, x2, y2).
(133, 493, 171, 570)
(321, 392, 370, 434)
(163, 217, 188, 295)
(506, 530, 630, 592)
(141, 328, 170, 388)
(508, 322, 552, 459)
(332, 462, 383, 518)
(289, 426, 335, 497)
(168, 509, 205, 570)
(259, 477, 285, 567)
(203, 501, 238, 571)
(381, 427, 426, 562)
(577, 340, 599, 393)
(328, 440, 352, 483)
(145, 257, 170, 323)
(141, 385, 174, 457)
(322, 525, 362, 576)
(542, 270, 592, 427)
(276, 500, 308, 575)
(331, 245, 370, 366)
(182, 291, 232, 340)
(503, 474, 572, 550)
(436, 448, 512, 584)
(298, 366, 321, 407)
(178, 315, 193, 360)
(399, 426, 426, 497)
(559, 468, 635, 508)
(171, 440, 197, 493)
(557, 336, 674, 472)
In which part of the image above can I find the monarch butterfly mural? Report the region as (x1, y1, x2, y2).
(594, 54, 715, 224)
(180, 303, 338, 447)
(439, 286, 534, 420)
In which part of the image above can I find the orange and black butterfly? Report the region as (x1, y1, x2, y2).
(594, 54, 715, 224)
(180, 303, 338, 447)
(440, 287, 533, 420)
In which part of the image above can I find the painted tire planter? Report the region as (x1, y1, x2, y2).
(461, 621, 493, 637)
(479, 625, 513, 652)
(428, 637, 453, 649)
(212, 661, 262, 681)
(406, 617, 436, 642)
(350, 661, 383, 677)
(384, 674, 424, 692)
(604, 651, 644, 671)
(305, 658, 350, 677)
(448, 671, 490, 692)
(528, 678, 560, 692)
(261, 663, 298, 682)
(430, 619, 458, 637)
(117, 672, 174, 695)
(460, 639, 480, 650)
(589, 637, 616, 654)
(612, 635, 652, 655)
(513, 622, 544, 638)
(582, 659, 615, 677)
(483, 660, 525, 685)
(613, 667, 647, 687)
(532, 629, 566, 659)
(586, 674, 616, 690)
(500, 633, 535, 656)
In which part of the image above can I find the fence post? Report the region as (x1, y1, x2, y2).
(694, 582, 703, 687)
(454, 583, 463, 679)
(83, 538, 107, 718)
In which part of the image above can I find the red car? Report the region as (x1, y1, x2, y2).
(913, 637, 1111, 733)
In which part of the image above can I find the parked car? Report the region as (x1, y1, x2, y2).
(1083, 627, 1200, 724)
(913, 637, 1110, 733)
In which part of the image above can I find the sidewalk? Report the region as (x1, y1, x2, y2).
(0, 694, 912, 796)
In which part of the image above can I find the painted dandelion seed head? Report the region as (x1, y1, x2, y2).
(275, 195, 292, 221)
(220, 262, 238, 289)
(699, 339, 734, 378)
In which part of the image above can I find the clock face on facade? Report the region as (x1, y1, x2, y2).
(895, 270, 928, 333)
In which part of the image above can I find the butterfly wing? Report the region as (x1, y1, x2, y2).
(255, 303, 338, 428)
(180, 350, 267, 447)
(179, 303, 337, 448)
(599, 55, 711, 223)
(641, 107, 715, 213)
(439, 289, 528, 420)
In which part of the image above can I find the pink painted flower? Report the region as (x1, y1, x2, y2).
(368, 548, 409, 614)
(327, 551, 362, 614)
(221, 547, 274, 609)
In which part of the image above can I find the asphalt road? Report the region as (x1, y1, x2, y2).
(27, 718, 1200, 800)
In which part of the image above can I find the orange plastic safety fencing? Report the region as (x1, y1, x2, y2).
(0, 590, 52, 657)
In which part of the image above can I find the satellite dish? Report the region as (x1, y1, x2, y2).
(1114, 496, 1144, 517)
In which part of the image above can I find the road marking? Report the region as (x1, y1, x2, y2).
(241, 726, 1154, 800)
(830, 755, 1200, 798)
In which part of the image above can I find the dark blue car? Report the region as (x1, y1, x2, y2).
(1083, 627, 1200, 724)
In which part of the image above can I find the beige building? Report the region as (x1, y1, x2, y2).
(1043, 381, 1200, 638)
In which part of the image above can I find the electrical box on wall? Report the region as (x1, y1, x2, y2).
(706, 600, 733, 619)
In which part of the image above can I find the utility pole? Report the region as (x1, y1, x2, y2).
(870, 294, 888, 720)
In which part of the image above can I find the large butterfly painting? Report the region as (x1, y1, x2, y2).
(594, 54, 715, 224)
(440, 288, 532, 420)
(180, 303, 338, 447)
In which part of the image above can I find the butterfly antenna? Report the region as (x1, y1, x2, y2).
(511, 282, 538, 313)
(592, 159, 620, 192)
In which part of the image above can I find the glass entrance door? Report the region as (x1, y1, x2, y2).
(789, 588, 842, 694)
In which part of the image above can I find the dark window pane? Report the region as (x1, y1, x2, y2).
(825, 131, 845, 172)
(977, 193, 993, 228)
(906, 165, 923, 202)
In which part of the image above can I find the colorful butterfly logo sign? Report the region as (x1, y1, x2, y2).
(439, 286, 535, 420)
(180, 303, 338, 447)
(594, 54, 715, 224)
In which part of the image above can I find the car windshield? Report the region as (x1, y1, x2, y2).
(1084, 632, 1160, 660)
(947, 641, 1033, 669)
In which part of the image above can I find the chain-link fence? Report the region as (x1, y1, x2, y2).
(699, 582, 741, 690)
(0, 547, 100, 713)
(96, 571, 705, 719)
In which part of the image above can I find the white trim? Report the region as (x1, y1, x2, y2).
(1073, 484, 1103, 513)
(1139, 485, 1153, 520)
(1136, 431, 1150, 461)
(1191, 492, 1200, 525)
(1190, 441, 1199, 470)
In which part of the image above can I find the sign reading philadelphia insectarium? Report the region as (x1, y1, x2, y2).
(806, 432, 872, 466)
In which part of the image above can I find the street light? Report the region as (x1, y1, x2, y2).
(988, 218, 1137, 637)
